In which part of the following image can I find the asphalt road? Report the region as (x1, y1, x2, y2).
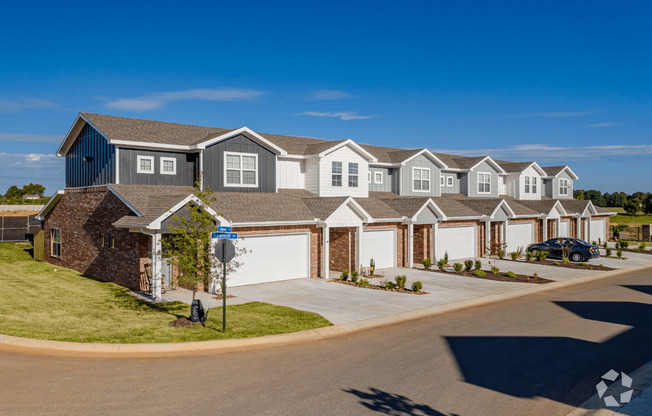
(2, 268, 652, 416)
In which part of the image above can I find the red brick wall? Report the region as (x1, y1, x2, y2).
(43, 187, 146, 290)
(329, 227, 355, 272)
(413, 224, 432, 264)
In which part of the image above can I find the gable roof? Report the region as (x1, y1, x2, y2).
(542, 165, 579, 180)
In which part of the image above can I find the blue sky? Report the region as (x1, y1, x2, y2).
(1, 0, 651, 195)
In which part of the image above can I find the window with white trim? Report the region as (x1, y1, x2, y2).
(559, 178, 569, 195)
(477, 172, 491, 193)
(447, 175, 453, 187)
(160, 157, 176, 175)
(524, 176, 530, 193)
(348, 163, 358, 187)
(137, 155, 154, 174)
(224, 152, 258, 187)
(440, 176, 445, 186)
(368, 171, 371, 183)
(374, 171, 383, 184)
(413, 167, 430, 192)
(332, 161, 342, 187)
(532, 176, 537, 194)
(51, 228, 61, 258)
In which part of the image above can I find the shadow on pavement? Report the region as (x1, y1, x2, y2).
(343, 387, 457, 416)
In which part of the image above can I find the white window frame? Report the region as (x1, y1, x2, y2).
(368, 171, 371, 183)
(447, 175, 454, 187)
(477, 172, 491, 194)
(532, 176, 537, 194)
(224, 151, 259, 188)
(51, 228, 61, 258)
(524, 176, 530, 193)
(440, 176, 445, 186)
(137, 155, 154, 174)
(559, 178, 569, 195)
(413, 167, 431, 193)
(348, 162, 359, 188)
(332, 161, 343, 187)
(160, 157, 177, 175)
(374, 171, 383, 184)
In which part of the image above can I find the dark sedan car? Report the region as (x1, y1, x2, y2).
(526, 238, 600, 262)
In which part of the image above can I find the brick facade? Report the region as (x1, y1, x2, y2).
(329, 227, 356, 272)
(412, 224, 433, 264)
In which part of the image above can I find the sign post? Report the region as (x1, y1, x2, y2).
(213, 228, 237, 332)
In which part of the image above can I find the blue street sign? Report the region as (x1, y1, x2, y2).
(217, 226, 232, 233)
(211, 232, 238, 239)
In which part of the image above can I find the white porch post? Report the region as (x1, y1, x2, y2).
(407, 222, 414, 268)
(432, 222, 439, 260)
(503, 219, 509, 251)
(542, 216, 548, 241)
(150, 233, 162, 301)
(484, 218, 491, 256)
(576, 215, 581, 239)
(357, 224, 364, 272)
(555, 218, 561, 237)
(322, 225, 330, 279)
(587, 217, 592, 242)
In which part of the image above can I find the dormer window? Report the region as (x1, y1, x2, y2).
(160, 157, 176, 175)
(137, 155, 154, 174)
(348, 163, 358, 187)
(413, 167, 430, 192)
(225, 152, 258, 187)
(532, 177, 537, 194)
(560, 178, 569, 195)
(524, 176, 530, 193)
(478, 172, 491, 193)
(332, 162, 342, 187)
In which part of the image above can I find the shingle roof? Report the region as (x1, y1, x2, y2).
(558, 199, 591, 214)
(431, 195, 482, 218)
(374, 195, 432, 218)
(360, 145, 423, 163)
(447, 155, 488, 170)
(508, 199, 559, 216)
(495, 160, 535, 173)
(456, 198, 505, 216)
(542, 166, 567, 176)
(301, 196, 349, 220)
(209, 189, 318, 223)
(260, 132, 344, 155)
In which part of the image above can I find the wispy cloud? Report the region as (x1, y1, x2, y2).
(0, 99, 59, 113)
(0, 153, 63, 194)
(0, 132, 61, 144)
(297, 111, 376, 121)
(105, 88, 265, 111)
(310, 90, 351, 100)
(431, 144, 652, 162)
(507, 111, 594, 118)
(586, 122, 617, 128)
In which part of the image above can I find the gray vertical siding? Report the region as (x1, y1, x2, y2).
(467, 161, 499, 197)
(460, 174, 468, 195)
(544, 178, 553, 197)
(400, 154, 440, 196)
(65, 124, 116, 188)
(119, 148, 198, 186)
(369, 167, 394, 192)
(203, 134, 276, 193)
(415, 205, 441, 224)
(552, 171, 574, 199)
(440, 172, 461, 194)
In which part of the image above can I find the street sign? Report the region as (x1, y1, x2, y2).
(211, 232, 238, 239)
(217, 226, 232, 233)
(215, 239, 236, 263)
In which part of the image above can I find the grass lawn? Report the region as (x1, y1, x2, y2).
(0, 242, 331, 343)
(607, 207, 652, 224)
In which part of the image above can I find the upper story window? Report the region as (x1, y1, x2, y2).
(374, 171, 383, 184)
(137, 155, 154, 174)
(532, 177, 537, 194)
(348, 163, 358, 187)
(160, 157, 176, 175)
(332, 161, 342, 187)
(524, 176, 530, 193)
(51, 228, 61, 258)
(225, 152, 258, 187)
(559, 178, 569, 195)
(478, 172, 491, 193)
(413, 167, 430, 192)
(368, 171, 371, 183)
(447, 175, 453, 187)
(440, 176, 445, 187)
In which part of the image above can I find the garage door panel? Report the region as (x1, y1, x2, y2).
(361, 229, 395, 269)
(437, 226, 476, 260)
(226, 233, 309, 287)
(590, 219, 606, 243)
(506, 223, 534, 253)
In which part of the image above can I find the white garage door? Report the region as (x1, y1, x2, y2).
(559, 220, 570, 238)
(225, 233, 310, 287)
(361, 229, 396, 269)
(436, 226, 476, 260)
(506, 222, 534, 253)
(590, 219, 606, 244)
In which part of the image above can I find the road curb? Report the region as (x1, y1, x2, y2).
(1, 264, 650, 359)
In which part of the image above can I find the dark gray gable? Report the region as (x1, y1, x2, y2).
(66, 123, 116, 187)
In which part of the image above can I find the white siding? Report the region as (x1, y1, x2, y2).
(326, 204, 364, 227)
(318, 145, 369, 197)
(276, 158, 305, 189)
(519, 166, 542, 201)
(505, 175, 518, 199)
(498, 175, 507, 195)
(305, 158, 320, 194)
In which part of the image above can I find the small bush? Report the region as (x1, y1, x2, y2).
(599, 264, 604, 267)
(606, 247, 612, 257)
(453, 263, 463, 273)
(385, 281, 397, 290)
(615, 242, 620, 249)
(498, 250, 505, 259)
(617, 249, 622, 258)
(562, 257, 570, 264)
(621, 241, 629, 249)
(359, 278, 370, 287)
(490, 266, 500, 274)
(340, 270, 349, 281)
(592, 241, 597, 246)
(412, 281, 423, 292)
(370, 258, 375, 276)
(533, 272, 539, 279)
(553, 261, 560, 266)
(578, 262, 588, 267)
(510, 251, 518, 261)
(444, 250, 449, 265)
(464, 260, 474, 271)
(473, 269, 486, 277)
(526, 252, 533, 262)
(603, 242, 608, 249)
(639, 243, 646, 251)
(437, 258, 447, 271)
(422, 257, 432, 270)
(474, 260, 482, 270)
(505, 271, 517, 278)
(350, 270, 358, 283)
(395, 275, 407, 289)
(536, 250, 548, 261)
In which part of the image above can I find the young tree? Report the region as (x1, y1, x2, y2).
(623, 198, 641, 215)
(644, 195, 652, 214)
(574, 189, 585, 200)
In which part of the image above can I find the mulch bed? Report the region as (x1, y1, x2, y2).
(169, 317, 200, 327)
(497, 258, 614, 271)
(423, 268, 553, 284)
(616, 248, 652, 255)
(331, 279, 428, 295)
(212, 294, 236, 300)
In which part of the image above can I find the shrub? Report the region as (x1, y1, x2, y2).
(370, 258, 375, 276)
(411, 281, 423, 292)
(536, 250, 548, 261)
(359, 278, 370, 287)
(603, 242, 608, 249)
(350, 270, 358, 283)
(464, 260, 474, 271)
(617, 249, 622, 258)
(526, 252, 533, 262)
(422, 257, 432, 270)
(473, 269, 486, 277)
(621, 241, 629, 249)
(533, 272, 539, 279)
(453, 263, 463, 273)
(340, 270, 349, 281)
(498, 250, 505, 259)
(639, 242, 646, 251)
(562, 257, 570, 264)
(444, 250, 449, 265)
(615, 242, 620, 249)
(553, 261, 560, 266)
(505, 271, 517, 278)
(385, 281, 397, 290)
(474, 260, 482, 270)
(395, 275, 407, 289)
(490, 266, 500, 274)
(599, 264, 604, 267)
(437, 258, 447, 271)
(578, 262, 588, 267)
(606, 247, 612, 257)
(592, 241, 597, 246)
(510, 251, 518, 261)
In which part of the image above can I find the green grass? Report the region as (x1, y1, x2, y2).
(0, 243, 331, 343)
(607, 207, 652, 224)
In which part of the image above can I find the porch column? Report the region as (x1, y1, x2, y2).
(407, 222, 414, 268)
(586, 217, 592, 242)
(357, 224, 364, 272)
(542, 217, 548, 241)
(432, 222, 439, 260)
(484, 218, 491, 256)
(322, 225, 330, 279)
(555, 218, 561, 237)
(576, 215, 581, 239)
(503, 219, 509, 252)
(150, 233, 162, 301)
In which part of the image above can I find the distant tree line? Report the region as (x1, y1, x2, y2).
(574, 189, 652, 215)
(0, 183, 51, 205)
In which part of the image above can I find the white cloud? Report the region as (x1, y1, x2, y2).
(311, 90, 351, 100)
(586, 122, 617, 128)
(0, 153, 63, 194)
(0, 99, 58, 113)
(0, 132, 61, 143)
(507, 111, 594, 118)
(297, 111, 375, 120)
(105, 88, 265, 111)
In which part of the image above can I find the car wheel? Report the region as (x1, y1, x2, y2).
(571, 253, 582, 262)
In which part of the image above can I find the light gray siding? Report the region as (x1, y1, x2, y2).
(440, 172, 461, 194)
(551, 171, 574, 199)
(203, 134, 276, 193)
(544, 178, 553, 197)
(492, 206, 509, 221)
(460, 174, 468, 195)
(119, 148, 198, 186)
(65, 124, 116, 187)
(415, 205, 441, 224)
(399, 154, 440, 196)
(467, 161, 500, 197)
(369, 167, 394, 193)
